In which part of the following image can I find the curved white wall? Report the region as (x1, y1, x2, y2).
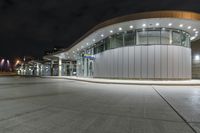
(93, 45, 191, 79)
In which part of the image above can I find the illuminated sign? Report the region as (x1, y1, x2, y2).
(84, 54, 95, 60)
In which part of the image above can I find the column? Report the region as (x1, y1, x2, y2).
(36, 63, 39, 76)
(50, 60, 54, 76)
(169, 30, 173, 44)
(40, 64, 43, 76)
(58, 58, 62, 76)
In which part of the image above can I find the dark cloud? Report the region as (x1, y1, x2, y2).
(0, 0, 200, 59)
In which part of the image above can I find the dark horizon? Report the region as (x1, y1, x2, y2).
(0, 0, 200, 59)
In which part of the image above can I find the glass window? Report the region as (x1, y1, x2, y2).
(137, 30, 148, 45)
(148, 30, 161, 44)
(161, 30, 170, 44)
(104, 37, 110, 50)
(172, 30, 181, 45)
(124, 31, 135, 46)
(110, 33, 123, 49)
(181, 32, 190, 47)
(97, 41, 104, 53)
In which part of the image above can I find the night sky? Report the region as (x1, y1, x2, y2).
(0, 0, 200, 59)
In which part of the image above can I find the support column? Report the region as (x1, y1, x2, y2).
(169, 30, 173, 44)
(36, 63, 39, 76)
(40, 64, 43, 76)
(58, 58, 62, 76)
(69, 61, 73, 76)
(50, 60, 54, 76)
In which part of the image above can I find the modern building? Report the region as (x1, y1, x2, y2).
(41, 11, 200, 80)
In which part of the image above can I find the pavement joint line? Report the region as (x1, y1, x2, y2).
(50, 105, 185, 124)
(152, 86, 197, 133)
(0, 92, 77, 102)
(0, 105, 50, 122)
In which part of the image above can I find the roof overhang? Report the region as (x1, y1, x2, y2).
(45, 10, 200, 60)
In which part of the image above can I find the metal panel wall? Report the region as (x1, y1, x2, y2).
(167, 45, 173, 79)
(128, 47, 135, 78)
(147, 45, 155, 79)
(141, 46, 148, 78)
(161, 45, 168, 79)
(123, 47, 129, 78)
(154, 45, 161, 79)
(93, 45, 191, 79)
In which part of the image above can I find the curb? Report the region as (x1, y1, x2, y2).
(41, 76, 200, 86)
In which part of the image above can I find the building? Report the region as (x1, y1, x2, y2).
(41, 11, 200, 79)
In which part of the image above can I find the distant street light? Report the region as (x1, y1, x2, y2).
(0, 59, 5, 71)
(195, 55, 200, 60)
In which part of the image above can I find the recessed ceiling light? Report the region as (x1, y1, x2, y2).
(195, 31, 198, 34)
(156, 23, 160, 26)
(179, 24, 183, 27)
(101, 34, 104, 37)
(86, 43, 89, 45)
(110, 30, 113, 33)
(193, 28, 197, 31)
(187, 26, 191, 29)
(118, 27, 122, 31)
(168, 23, 172, 26)
(93, 39, 95, 42)
(142, 24, 146, 27)
(191, 36, 196, 40)
(129, 25, 133, 29)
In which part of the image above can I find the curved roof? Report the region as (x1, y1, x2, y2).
(44, 10, 200, 59)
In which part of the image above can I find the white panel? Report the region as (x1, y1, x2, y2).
(154, 45, 161, 79)
(107, 50, 111, 78)
(178, 47, 183, 78)
(182, 47, 186, 78)
(173, 46, 179, 78)
(98, 53, 103, 77)
(123, 47, 129, 78)
(110, 49, 114, 78)
(128, 46, 135, 78)
(167, 45, 173, 79)
(134, 46, 141, 78)
(147, 45, 154, 79)
(103, 51, 108, 78)
(141, 46, 148, 79)
(118, 48, 123, 78)
(161, 45, 168, 79)
(187, 48, 192, 78)
(113, 49, 118, 78)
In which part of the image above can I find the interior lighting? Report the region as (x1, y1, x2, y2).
(187, 26, 191, 29)
(179, 24, 183, 27)
(168, 23, 172, 26)
(142, 24, 146, 27)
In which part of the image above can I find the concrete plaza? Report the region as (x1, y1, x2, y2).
(0, 77, 200, 133)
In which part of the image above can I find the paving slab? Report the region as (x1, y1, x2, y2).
(0, 77, 198, 133)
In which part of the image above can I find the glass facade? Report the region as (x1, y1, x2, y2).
(92, 28, 190, 54)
